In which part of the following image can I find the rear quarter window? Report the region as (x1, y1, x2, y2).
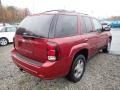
(55, 15, 77, 38)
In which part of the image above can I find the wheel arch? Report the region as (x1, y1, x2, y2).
(73, 48, 89, 63)
(109, 36, 112, 42)
(66, 48, 88, 82)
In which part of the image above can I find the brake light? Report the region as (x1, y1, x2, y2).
(47, 42, 60, 61)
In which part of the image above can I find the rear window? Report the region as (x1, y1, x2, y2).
(55, 15, 77, 38)
(16, 15, 53, 37)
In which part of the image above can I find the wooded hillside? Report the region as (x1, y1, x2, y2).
(0, 5, 30, 23)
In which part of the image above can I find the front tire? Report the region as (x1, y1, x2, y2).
(102, 39, 111, 53)
(66, 55, 86, 83)
(0, 38, 8, 46)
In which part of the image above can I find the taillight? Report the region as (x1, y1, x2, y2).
(47, 42, 60, 61)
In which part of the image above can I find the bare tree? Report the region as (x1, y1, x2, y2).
(0, 5, 30, 23)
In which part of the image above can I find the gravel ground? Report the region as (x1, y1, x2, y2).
(0, 44, 120, 90)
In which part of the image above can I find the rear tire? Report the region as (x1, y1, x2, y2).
(66, 55, 86, 83)
(0, 38, 8, 46)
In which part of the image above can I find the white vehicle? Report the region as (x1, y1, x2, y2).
(0, 26, 17, 46)
(0, 23, 10, 27)
(101, 22, 110, 28)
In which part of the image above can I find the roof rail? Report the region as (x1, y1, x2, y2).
(43, 9, 67, 13)
(77, 12, 88, 15)
(42, 9, 88, 15)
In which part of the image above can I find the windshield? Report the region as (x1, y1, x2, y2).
(17, 15, 53, 38)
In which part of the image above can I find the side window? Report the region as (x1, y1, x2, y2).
(0, 27, 6, 32)
(80, 16, 87, 33)
(6, 27, 16, 32)
(92, 19, 102, 31)
(55, 15, 77, 37)
(81, 16, 92, 33)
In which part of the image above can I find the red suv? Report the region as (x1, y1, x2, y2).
(11, 10, 112, 83)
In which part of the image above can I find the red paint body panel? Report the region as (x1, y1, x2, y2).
(12, 49, 72, 79)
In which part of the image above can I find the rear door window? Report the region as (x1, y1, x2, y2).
(55, 15, 77, 37)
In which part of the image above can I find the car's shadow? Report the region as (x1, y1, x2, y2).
(17, 71, 72, 90)
(0, 43, 13, 47)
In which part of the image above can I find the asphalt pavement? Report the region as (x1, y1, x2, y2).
(110, 28, 120, 55)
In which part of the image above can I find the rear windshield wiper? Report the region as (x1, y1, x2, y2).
(23, 34, 40, 39)
(22, 32, 45, 39)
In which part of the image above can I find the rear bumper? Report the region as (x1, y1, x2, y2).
(11, 49, 70, 79)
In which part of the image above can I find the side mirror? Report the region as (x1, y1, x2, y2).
(102, 27, 111, 31)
